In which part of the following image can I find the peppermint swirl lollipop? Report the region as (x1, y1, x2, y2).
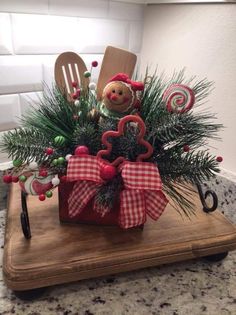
(163, 84, 195, 113)
(19, 171, 53, 195)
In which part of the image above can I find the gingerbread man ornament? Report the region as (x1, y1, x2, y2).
(100, 73, 144, 120)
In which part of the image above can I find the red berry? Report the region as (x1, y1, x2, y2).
(39, 169, 48, 177)
(12, 176, 19, 183)
(92, 61, 98, 67)
(72, 81, 77, 88)
(72, 93, 77, 100)
(3, 175, 12, 184)
(183, 145, 190, 152)
(216, 156, 223, 162)
(39, 194, 46, 201)
(45, 147, 54, 155)
(74, 146, 89, 156)
(100, 164, 116, 181)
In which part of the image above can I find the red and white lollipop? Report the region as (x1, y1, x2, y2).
(163, 84, 195, 113)
(19, 171, 53, 195)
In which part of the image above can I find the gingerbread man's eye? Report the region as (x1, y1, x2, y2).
(112, 90, 116, 93)
(118, 91, 123, 95)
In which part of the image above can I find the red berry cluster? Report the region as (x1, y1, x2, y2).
(2, 175, 19, 184)
(72, 87, 81, 100)
(38, 191, 53, 201)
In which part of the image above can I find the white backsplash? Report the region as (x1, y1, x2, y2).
(0, 0, 144, 163)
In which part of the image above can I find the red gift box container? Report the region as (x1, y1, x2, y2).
(58, 182, 120, 226)
(57, 116, 166, 229)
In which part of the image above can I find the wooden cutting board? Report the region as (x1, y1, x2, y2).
(3, 184, 236, 291)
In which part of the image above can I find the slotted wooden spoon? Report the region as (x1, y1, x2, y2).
(54, 51, 89, 101)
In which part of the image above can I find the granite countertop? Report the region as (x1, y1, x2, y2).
(0, 173, 235, 315)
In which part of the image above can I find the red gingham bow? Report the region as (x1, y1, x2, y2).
(66, 156, 168, 229)
(66, 155, 110, 218)
(118, 161, 168, 229)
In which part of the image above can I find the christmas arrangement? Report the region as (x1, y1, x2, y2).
(1, 61, 223, 229)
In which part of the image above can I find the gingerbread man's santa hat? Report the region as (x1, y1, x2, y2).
(108, 73, 144, 91)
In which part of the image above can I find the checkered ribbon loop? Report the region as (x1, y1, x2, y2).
(66, 155, 110, 218)
(119, 161, 168, 229)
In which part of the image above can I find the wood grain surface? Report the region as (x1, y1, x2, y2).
(96, 46, 137, 100)
(3, 184, 236, 291)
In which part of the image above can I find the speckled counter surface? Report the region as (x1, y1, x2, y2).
(0, 173, 235, 315)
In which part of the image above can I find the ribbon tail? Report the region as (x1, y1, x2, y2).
(119, 190, 146, 229)
(68, 181, 98, 218)
(145, 191, 168, 221)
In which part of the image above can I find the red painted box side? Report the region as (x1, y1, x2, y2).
(58, 182, 120, 226)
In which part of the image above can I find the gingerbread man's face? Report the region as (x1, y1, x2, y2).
(102, 81, 135, 113)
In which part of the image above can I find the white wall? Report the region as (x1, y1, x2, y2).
(0, 0, 144, 163)
(141, 3, 236, 174)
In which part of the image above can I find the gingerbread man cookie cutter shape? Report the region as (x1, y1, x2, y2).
(97, 115, 153, 168)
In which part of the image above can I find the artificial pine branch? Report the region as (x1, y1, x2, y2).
(73, 123, 102, 155)
(0, 128, 50, 163)
(162, 182, 196, 217)
(148, 112, 222, 150)
(21, 85, 78, 142)
(94, 175, 123, 210)
(156, 150, 219, 184)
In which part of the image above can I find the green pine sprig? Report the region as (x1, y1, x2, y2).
(0, 127, 50, 164)
(21, 85, 78, 142)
